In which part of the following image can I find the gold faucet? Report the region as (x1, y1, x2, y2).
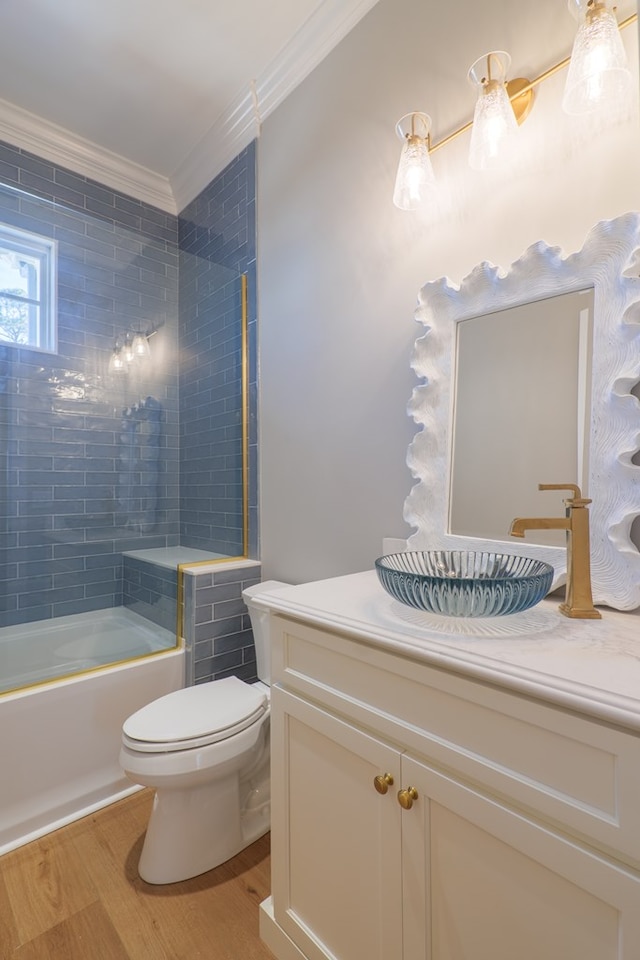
(509, 483, 601, 620)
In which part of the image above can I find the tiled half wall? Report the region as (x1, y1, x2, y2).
(183, 560, 262, 684)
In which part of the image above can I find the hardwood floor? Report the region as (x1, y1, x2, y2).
(0, 790, 275, 960)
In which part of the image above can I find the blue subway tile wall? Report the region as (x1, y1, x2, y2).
(123, 556, 177, 633)
(0, 140, 258, 643)
(0, 142, 180, 627)
(178, 142, 258, 559)
(182, 562, 261, 684)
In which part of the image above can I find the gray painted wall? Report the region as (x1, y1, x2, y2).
(257, 0, 640, 585)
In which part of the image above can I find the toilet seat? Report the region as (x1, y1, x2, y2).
(122, 676, 268, 753)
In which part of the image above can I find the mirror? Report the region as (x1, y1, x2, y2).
(450, 288, 594, 547)
(404, 213, 640, 611)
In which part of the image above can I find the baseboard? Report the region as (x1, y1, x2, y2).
(259, 898, 309, 960)
(0, 784, 143, 858)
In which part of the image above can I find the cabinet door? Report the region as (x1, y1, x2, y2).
(271, 686, 403, 960)
(401, 755, 640, 960)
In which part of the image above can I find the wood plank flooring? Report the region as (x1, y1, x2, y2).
(0, 789, 275, 960)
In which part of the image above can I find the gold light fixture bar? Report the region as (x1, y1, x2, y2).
(428, 11, 637, 156)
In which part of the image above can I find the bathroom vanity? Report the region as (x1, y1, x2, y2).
(255, 572, 640, 960)
(251, 213, 640, 959)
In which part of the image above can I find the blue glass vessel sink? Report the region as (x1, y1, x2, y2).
(375, 550, 554, 618)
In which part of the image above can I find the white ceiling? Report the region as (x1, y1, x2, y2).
(0, 0, 379, 212)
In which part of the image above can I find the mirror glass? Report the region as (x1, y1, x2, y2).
(404, 214, 640, 611)
(449, 288, 594, 547)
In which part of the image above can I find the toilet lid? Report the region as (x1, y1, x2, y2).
(122, 676, 268, 753)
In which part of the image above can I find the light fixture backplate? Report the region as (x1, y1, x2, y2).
(506, 78, 535, 125)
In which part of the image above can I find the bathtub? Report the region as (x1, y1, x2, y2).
(0, 608, 184, 855)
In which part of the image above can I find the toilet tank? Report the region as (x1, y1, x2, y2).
(242, 580, 290, 685)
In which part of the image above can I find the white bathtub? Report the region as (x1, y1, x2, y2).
(0, 607, 177, 694)
(0, 608, 184, 855)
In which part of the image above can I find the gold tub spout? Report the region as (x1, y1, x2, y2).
(509, 483, 601, 620)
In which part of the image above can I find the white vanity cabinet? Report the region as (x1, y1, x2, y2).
(270, 686, 404, 960)
(260, 598, 640, 960)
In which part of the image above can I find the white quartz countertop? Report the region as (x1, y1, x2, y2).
(256, 570, 640, 731)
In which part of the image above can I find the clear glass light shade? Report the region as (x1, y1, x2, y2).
(468, 52, 518, 171)
(108, 348, 125, 374)
(563, 0, 632, 115)
(122, 338, 135, 364)
(131, 333, 151, 358)
(393, 113, 436, 211)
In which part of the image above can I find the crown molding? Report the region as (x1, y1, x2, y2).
(170, 0, 381, 211)
(170, 87, 259, 214)
(0, 0, 380, 215)
(0, 96, 176, 214)
(256, 0, 380, 120)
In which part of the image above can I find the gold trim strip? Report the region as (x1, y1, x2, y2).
(429, 13, 637, 156)
(241, 272, 250, 560)
(176, 560, 185, 643)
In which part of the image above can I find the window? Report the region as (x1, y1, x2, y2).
(0, 224, 56, 351)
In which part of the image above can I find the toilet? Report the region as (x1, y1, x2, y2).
(119, 579, 289, 884)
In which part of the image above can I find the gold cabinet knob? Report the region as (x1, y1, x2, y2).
(397, 786, 418, 810)
(374, 773, 394, 795)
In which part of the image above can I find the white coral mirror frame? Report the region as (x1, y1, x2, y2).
(404, 213, 640, 611)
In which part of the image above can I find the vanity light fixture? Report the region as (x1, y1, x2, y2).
(393, 112, 436, 211)
(562, 0, 633, 115)
(392, 7, 636, 207)
(108, 329, 153, 374)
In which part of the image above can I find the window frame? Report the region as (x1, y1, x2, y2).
(0, 223, 57, 352)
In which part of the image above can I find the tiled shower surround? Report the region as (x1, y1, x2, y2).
(0, 140, 259, 673)
(0, 149, 179, 627)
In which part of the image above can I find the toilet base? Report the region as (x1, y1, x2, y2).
(133, 740, 271, 886)
(138, 774, 270, 884)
